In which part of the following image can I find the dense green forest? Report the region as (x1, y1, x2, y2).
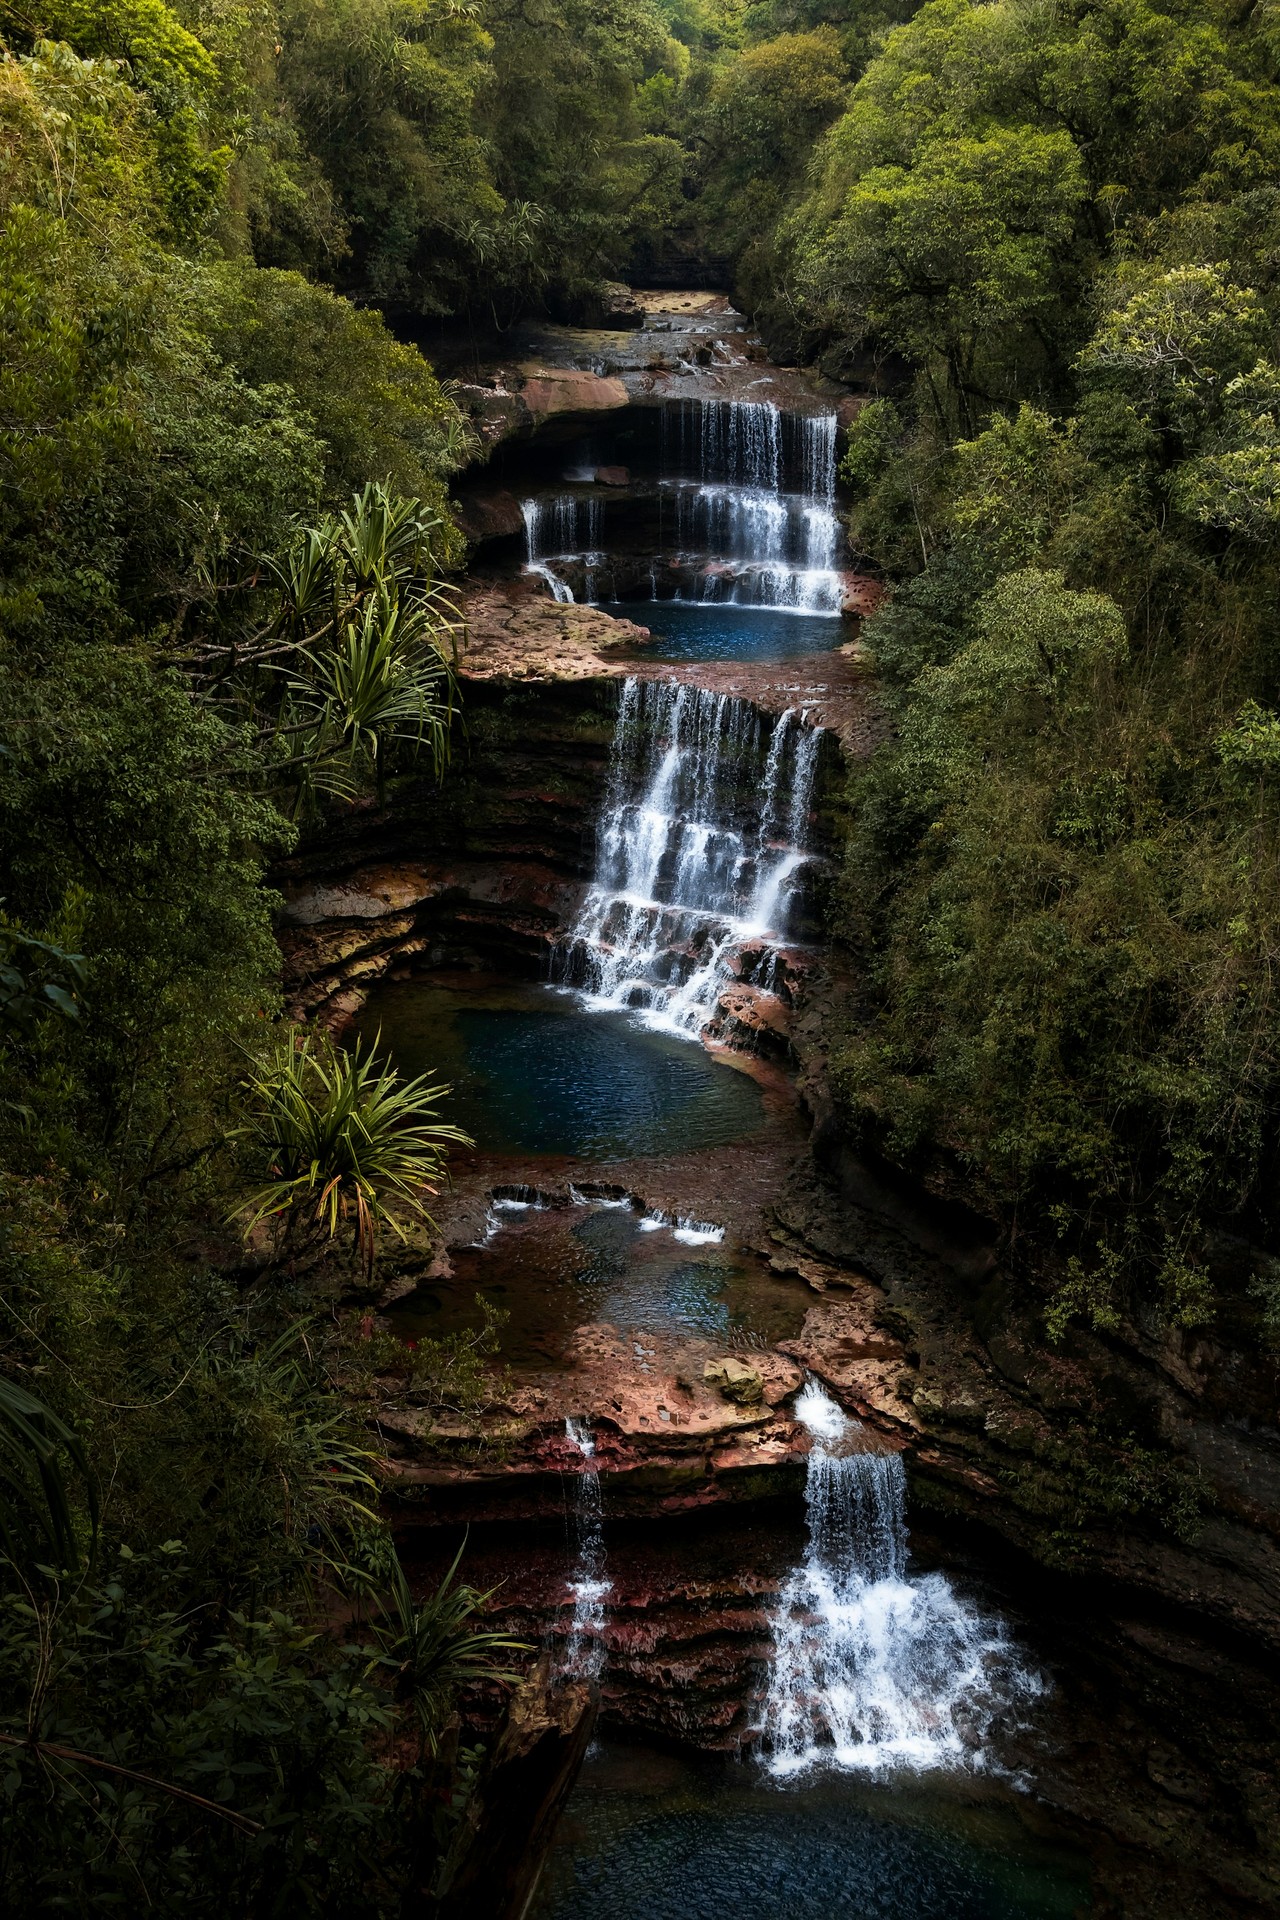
(4, 0, 1280, 1905)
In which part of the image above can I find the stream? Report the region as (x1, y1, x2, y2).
(346, 295, 1259, 1918)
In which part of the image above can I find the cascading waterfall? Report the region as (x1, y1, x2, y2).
(521, 493, 605, 602)
(664, 396, 782, 489)
(558, 677, 822, 1039)
(658, 401, 844, 616)
(760, 1383, 1043, 1777)
(560, 1417, 611, 1681)
(519, 398, 845, 614)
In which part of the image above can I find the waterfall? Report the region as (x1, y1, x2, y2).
(560, 1418, 610, 1681)
(558, 677, 823, 1039)
(800, 411, 837, 504)
(655, 402, 844, 616)
(760, 1383, 1042, 1777)
(521, 494, 605, 603)
(518, 399, 845, 616)
(664, 397, 782, 489)
(661, 483, 844, 615)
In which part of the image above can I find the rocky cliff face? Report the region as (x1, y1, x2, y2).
(274, 603, 633, 1026)
(281, 577, 1280, 1678)
(277, 318, 1280, 1914)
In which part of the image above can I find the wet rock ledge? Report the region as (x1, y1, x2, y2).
(273, 585, 880, 1035)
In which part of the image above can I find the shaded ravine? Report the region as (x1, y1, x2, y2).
(284, 295, 1280, 1919)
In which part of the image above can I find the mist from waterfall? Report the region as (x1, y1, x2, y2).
(557, 677, 823, 1040)
(760, 1383, 1043, 1778)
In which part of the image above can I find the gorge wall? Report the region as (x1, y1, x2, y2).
(279, 298, 1280, 1917)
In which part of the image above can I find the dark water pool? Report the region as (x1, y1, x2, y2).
(354, 978, 765, 1161)
(533, 1740, 1091, 1920)
(384, 1200, 807, 1365)
(608, 600, 845, 663)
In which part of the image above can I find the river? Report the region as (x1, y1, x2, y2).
(318, 291, 1279, 1920)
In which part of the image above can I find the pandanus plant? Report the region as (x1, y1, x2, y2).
(198, 484, 462, 816)
(0, 1376, 98, 1582)
(364, 1545, 527, 1751)
(280, 591, 455, 809)
(234, 1029, 472, 1278)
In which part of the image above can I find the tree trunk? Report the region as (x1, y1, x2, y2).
(425, 1660, 597, 1920)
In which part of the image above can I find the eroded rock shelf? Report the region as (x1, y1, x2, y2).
(281, 294, 1280, 1920)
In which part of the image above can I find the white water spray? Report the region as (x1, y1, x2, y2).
(560, 1418, 611, 1681)
(761, 1383, 1043, 1777)
(558, 677, 823, 1039)
(637, 1210, 725, 1245)
(521, 494, 604, 602)
(657, 401, 844, 615)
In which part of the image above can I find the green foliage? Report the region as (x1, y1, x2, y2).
(803, 125, 1085, 399)
(193, 482, 465, 814)
(1173, 362, 1280, 538)
(999, 1425, 1209, 1549)
(698, 28, 850, 255)
(0, 1376, 97, 1577)
(804, 0, 1280, 1335)
(0, 916, 85, 1031)
(269, 0, 501, 312)
(366, 1545, 526, 1747)
(197, 265, 476, 515)
(234, 1030, 472, 1275)
(1218, 699, 1280, 773)
(0, 1540, 519, 1913)
(0, 8, 527, 1903)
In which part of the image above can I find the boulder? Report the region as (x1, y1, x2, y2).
(840, 571, 886, 619)
(453, 488, 527, 544)
(518, 370, 629, 422)
(571, 280, 646, 329)
(703, 1356, 765, 1406)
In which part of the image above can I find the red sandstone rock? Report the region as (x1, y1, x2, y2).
(382, 1320, 807, 1523)
(279, 862, 435, 927)
(780, 1295, 919, 1438)
(453, 488, 527, 543)
(836, 394, 871, 431)
(840, 571, 886, 618)
(461, 583, 652, 682)
(518, 369, 629, 420)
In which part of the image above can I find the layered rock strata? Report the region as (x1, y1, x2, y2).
(275, 589, 877, 1042)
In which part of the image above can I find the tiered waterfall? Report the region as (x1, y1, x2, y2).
(761, 1383, 1041, 1776)
(659, 400, 843, 614)
(520, 398, 844, 615)
(557, 677, 823, 1039)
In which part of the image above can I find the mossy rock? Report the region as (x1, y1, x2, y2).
(704, 1356, 765, 1406)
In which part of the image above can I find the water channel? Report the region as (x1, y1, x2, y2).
(353, 296, 1250, 1917)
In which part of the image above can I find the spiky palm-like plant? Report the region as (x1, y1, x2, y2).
(368, 1544, 527, 1750)
(284, 592, 456, 796)
(235, 1030, 471, 1277)
(0, 1376, 98, 1580)
(195, 484, 462, 817)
